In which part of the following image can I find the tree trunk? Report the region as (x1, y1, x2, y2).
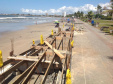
(112, 12, 113, 20)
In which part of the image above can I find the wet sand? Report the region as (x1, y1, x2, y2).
(0, 22, 59, 61)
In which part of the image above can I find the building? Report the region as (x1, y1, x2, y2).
(63, 12, 66, 17)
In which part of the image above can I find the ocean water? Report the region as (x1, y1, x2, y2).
(0, 15, 60, 33)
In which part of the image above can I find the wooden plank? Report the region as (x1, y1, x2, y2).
(8, 56, 59, 64)
(30, 48, 42, 56)
(41, 60, 59, 64)
(46, 49, 54, 56)
(62, 38, 63, 50)
(0, 60, 25, 82)
(66, 33, 71, 37)
(57, 32, 61, 36)
(58, 50, 71, 55)
(54, 31, 61, 36)
(44, 41, 65, 59)
(21, 38, 56, 84)
(41, 37, 63, 84)
(56, 36, 62, 40)
(65, 38, 71, 69)
(19, 48, 34, 55)
(58, 27, 61, 33)
(34, 46, 47, 50)
(41, 62, 61, 69)
(56, 37, 68, 84)
(68, 38, 71, 51)
(7, 56, 39, 62)
(55, 38, 56, 48)
(13, 62, 37, 84)
(59, 55, 67, 84)
(46, 50, 71, 56)
(40, 54, 56, 84)
(57, 38, 63, 49)
(21, 52, 46, 84)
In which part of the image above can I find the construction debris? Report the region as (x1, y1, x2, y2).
(0, 23, 74, 84)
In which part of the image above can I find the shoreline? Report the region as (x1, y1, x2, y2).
(0, 21, 55, 36)
(0, 22, 61, 61)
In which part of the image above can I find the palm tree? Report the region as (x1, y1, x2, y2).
(110, 0, 113, 19)
(87, 11, 94, 19)
(111, 0, 113, 4)
(97, 5, 102, 14)
(101, 0, 113, 20)
(80, 12, 84, 17)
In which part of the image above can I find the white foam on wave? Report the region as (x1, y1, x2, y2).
(0, 17, 7, 19)
(0, 16, 38, 20)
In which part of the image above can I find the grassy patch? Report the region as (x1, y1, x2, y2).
(81, 17, 88, 22)
(94, 19, 113, 29)
(94, 19, 113, 35)
(80, 18, 113, 35)
(94, 19, 113, 23)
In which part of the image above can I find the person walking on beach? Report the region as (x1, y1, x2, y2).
(54, 20, 59, 27)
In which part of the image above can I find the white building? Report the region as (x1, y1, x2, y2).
(63, 12, 66, 17)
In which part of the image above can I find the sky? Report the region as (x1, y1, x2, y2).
(0, 0, 111, 15)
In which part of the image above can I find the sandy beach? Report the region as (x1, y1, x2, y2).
(0, 22, 60, 61)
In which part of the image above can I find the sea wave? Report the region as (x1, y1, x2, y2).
(0, 16, 38, 20)
(0, 16, 60, 33)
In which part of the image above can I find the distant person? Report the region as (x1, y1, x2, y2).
(36, 20, 37, 24)
(74, 18, 76, 23)
(54, 20, 59, 27)
(67, 18, 70, 23)
(91, 20, 94, 26)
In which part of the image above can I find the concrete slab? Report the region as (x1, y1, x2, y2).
(71, 19, 113, 84)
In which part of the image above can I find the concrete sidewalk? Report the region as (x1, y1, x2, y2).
(71, 19, 113, 84)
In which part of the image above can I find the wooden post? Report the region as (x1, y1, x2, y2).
(10, 39, 14, 56)
(62, 38, 63, 50)
(44, 41, 65, 59)
(55, 38, 56, 49)
(58, 27, 61, 33)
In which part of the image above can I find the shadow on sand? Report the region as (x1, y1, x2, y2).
(107, 56, 113, 61)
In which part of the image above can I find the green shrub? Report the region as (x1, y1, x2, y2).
(95, 14, 103, 18)
(101, 15, 112, 20)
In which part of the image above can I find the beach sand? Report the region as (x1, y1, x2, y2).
(0, 22, 61, 61)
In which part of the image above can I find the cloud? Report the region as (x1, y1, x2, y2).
(99, 3, 111, 9)
(21, 3, 111, 15)
(99, 3, 110, 8)
(21, 8, 47, 14)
